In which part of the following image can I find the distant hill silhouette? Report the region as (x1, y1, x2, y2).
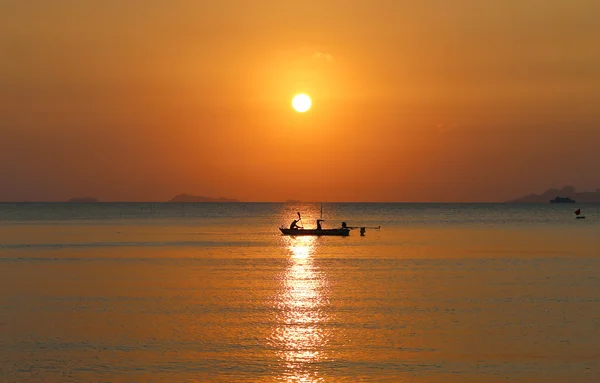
(169, 194, 239, 203)
(67, 197, 99, 203)
(509, 186, 600, 203)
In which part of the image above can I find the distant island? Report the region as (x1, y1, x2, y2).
(67, 197, 99, 203)
(169, 194, 239, 203)
(509, 186, 600, 203)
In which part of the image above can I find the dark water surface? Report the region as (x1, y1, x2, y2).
(1, 203, 599, 382)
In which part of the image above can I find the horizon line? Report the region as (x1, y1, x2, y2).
(0, 200, 552, 204)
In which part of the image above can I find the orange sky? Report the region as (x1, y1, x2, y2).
(1, 1, 599, 202)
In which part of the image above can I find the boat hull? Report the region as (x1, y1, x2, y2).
(280, 228, 350, 236)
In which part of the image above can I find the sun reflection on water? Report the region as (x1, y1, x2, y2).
(272, 236, 331, 382)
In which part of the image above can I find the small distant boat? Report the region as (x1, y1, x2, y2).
(550, 196, 575, 203)
(575, 208, 586, 219)
(279, 227, 351, 236)
(280, 209, 379, 236)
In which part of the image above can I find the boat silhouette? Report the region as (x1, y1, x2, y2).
(279, 227, 351, 236)
(280, 209, 379, 236)
(550, 196, 576, 203)
(575, 208, 586, 219)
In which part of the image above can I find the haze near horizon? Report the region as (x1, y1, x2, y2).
(2, 1, 599, 202)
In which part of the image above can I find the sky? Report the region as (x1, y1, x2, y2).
(1, 0, 599, 202)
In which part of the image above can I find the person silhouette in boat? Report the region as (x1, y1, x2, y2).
(290, 219, 301, 230)
(316, 219, 324, 230)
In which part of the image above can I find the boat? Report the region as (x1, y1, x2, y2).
(575, 208, 586, 219)
(279, 227, 350, 236)
(550, 196, 575, 203)
(280, 209, 350, 236)
(280, 209, 380, 236)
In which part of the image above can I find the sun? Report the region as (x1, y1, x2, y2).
(292, 94, 311, 113)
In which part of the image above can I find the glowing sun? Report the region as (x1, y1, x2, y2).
(292, 94, 312, 113)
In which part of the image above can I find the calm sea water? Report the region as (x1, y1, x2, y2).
(1, 203, 599, 382)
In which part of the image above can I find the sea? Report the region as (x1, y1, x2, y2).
(0, 202, 599, 383)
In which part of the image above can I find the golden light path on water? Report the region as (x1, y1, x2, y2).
(272, 236, 331, 383)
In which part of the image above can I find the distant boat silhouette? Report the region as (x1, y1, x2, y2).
(510, 186, 600, 203)
(280, 227, 351, 236)
(280, 211, 350, 236)
(279, 211, 380, 237)
(575, 209, 586, 219)
(550, 196, 576, 203)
